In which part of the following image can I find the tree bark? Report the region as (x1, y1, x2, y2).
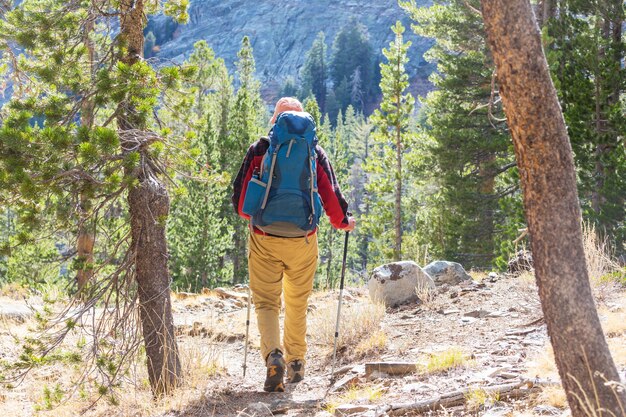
(479, 1, 626, 416)
(117, 0, 181, 396)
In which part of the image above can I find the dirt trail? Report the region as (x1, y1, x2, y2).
(2, 274, 625, 416)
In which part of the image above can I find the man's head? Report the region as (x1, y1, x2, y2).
(270, 97, 303, 125)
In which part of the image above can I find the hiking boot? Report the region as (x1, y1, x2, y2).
(287, 359, 304, 383)
(264, 349, 286, 392)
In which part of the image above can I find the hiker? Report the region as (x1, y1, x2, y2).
(232, 97, 356, 392)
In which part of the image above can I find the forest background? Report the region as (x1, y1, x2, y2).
(0, 0, 624, 295)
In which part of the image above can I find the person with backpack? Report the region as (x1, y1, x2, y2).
(232, 97, 356, 392)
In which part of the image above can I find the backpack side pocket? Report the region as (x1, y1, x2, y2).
(242, 176, 267, 217)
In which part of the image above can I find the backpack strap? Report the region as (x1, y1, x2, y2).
(307, 143, 316, 221)
(261, 144, 281, 210)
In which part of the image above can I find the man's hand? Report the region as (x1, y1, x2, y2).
(344, 216, 356, 232)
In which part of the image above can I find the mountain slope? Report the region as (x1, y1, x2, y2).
(147, 0, 434, 96)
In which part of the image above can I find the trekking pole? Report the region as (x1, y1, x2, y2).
(243, 284, 252, 377)
(330, 231, 350, 381)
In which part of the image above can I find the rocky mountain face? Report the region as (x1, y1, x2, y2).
(147, 0, 434, 98)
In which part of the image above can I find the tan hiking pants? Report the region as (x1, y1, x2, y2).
(248, 232, 318, 364)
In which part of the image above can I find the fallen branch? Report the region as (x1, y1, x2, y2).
(388, 379, 558, 415)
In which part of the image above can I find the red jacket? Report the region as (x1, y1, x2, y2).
(231, 137, 350, 235)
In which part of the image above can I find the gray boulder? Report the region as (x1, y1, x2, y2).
(368, 261, 435, 307)
(0, 304, 34, 323)
(423, 260, 472, 286)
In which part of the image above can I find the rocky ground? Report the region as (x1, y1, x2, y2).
(1, 271, 625, 416)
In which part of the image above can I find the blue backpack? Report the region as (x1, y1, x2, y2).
(242, 111, 323, 234)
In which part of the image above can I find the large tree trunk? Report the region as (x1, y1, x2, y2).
(480, 1, 626, 416)
(117, 0, 181, 396)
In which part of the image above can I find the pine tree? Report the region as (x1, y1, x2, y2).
(228, 36, 266, 284)
(401, 0, 521, 267)
(0, 0, 194, 396)
(301, 32, 328, 112)
(330, 19, 375, 114)
(544, 0, 625, 253)
(365, 21, 415, 262)
(144, 31, 157, 58)
(167, 41, 235, 290)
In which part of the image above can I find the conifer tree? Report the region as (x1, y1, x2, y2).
(544, 0, 625, 253)
(401, 0, 520, 267)
(301, 32, 328, 112)
(365, 21, 415, 262)
(167, 41, 234, 290)
(228, 36, 266, 284)
(330, 19, 375, 115)
(0, 0, 193, 396)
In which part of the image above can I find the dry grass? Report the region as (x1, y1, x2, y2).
(415, 283, 437, 310)
(0, 282, 30, 299)
(324, 383, 385, 415)
(0, 287, 233, 417)
(525, 345, 559, 380)
(469, 271, 488, 282)
(535, 385, 568, 409)
(354, 330, 387, 358)
(517, 270, 536, 286)
(599, 299, 626, 338)
(19, 334, 228, 417)
(582, 222, 621, 285)
(418, 347, 471, 375)
(465, 387, 498, 412)
(309, 298, 386, 358)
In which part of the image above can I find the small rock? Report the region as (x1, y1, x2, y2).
(522, 339, 545, 347)
(483, 367, 511, 378)
(464, 309, 491, 318)
(499, 371, 521, 379)
(487, 310, 508, 318)
(437, 283, 450, 294)
(331, 374, 361, 392)
(488, 272, 499, 282)
(401, 383, 437, 394)
(482, 406, 512, 417)
(460, 317, 478, 324)
(343, 290, 356, 302)
(533, 405, 562, 415)
(245, 402, 272, 416)
(607, 303, 622, 312)
(442, 308, 461, 315)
